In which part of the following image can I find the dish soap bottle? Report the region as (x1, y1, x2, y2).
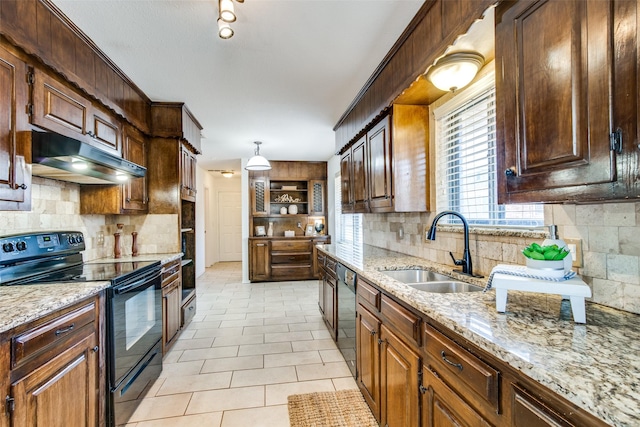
(542, 225, 572, 272)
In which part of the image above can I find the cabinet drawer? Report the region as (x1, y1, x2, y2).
(182, 294, 197, 326)
(271, 240, 312, 252)
(271, 264, 313, 279)
(162, 259, 181, 285)
(272, 253, 311, 264)
(357, 278, 380, 312)
(12, 303, 96, 367)
(325, 257, 337, 272)
(380, 294, 420, 346)
(424, 324, 499, 411)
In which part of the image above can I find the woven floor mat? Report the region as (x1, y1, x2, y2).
(287, 389, 378, 427)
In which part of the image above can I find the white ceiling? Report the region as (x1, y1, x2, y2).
(50, 0, 425, 172)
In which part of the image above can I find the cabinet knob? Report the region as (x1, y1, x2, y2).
(419, 385, 428, 394)
(87, 131, 96, 138)
(504, 167, 517, 177)
(92, 346, 99, 353)
(370, 330, 376, 336)
(14, 183, 27, 190)
(126, 198, 131, 202)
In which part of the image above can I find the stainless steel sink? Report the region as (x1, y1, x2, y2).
(382, 269, 482, 293)
(382, 269, 452, 284)
(408, 281, 483, 293)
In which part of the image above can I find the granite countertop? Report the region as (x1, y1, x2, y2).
(0, 281, 110, 334)
(0, 252, 183, 336)
(318, 243, 640, 426)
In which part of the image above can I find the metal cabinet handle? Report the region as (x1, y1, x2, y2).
(505, 167, 516, 177)
(440, 350, 463, 371)
(55, 323, 75, 336)
(87, 131, 96, 138)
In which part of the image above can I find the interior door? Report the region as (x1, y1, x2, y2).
(218, 191, 242, 261)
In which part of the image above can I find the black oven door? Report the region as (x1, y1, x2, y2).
(109, 268, 163, 385)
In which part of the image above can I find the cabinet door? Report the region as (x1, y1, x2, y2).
(421, 367, 492, 427)
(250, 178, 269, 216)
(180, 145, 196, 202)
(309, 180, 326, 216)
(380, 324, 420, 427)
(356, 306, 381, 422)
(340, 150, 354, 213)
(496, 0, 615, 203)
(318, 270, 325, 315)
(0, 45, 30, 207)
(89, 106, 121, 154)
(352, 136, 369, 212)
(368, 116, 393, 211)
(322, 272, 336, 333)
(249, 240, 271, 281)
(10, 333, 99, 427)
(123, 126, 148, 212)
(163, 278, 182, 353)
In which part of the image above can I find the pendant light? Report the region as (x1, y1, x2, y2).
(245, 141, 272, 171)
(426, 52, 484, 92)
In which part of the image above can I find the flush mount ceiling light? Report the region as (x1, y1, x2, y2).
(221, 171, 234, 178)
(426, 52, 485, 92)
(217, 0, 243, 39)
(245, 141, 272, 171)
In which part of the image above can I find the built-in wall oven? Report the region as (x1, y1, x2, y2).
(0, 231, 163, 427)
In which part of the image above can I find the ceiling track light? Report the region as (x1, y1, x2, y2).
(217, 0, 242, 39)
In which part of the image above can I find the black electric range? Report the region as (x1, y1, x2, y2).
(0, 230, 163, 427)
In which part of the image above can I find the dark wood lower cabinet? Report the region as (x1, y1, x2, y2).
(347, 271, 610, 427)
(161, 259, 182, 354)
(356, 306, 381, 422)
(380, 323, 420, 427)
(2, 295, 103, 427)
(421, 367, 492, 427)
(11, 333, 99, 427)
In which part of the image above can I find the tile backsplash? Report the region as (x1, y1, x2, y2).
(363, 202, 640, 315)
(0, 177, 179, 262)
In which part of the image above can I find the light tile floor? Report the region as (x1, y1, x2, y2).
(124, 262, 357, 427)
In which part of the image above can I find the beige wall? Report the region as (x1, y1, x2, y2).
(0, 177, 179, 262)
(363, 202, 640, 315)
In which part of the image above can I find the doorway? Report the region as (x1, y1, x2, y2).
(218, 191, 242, 261)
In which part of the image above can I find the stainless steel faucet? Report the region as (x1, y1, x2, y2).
(426, 210, 482, 278)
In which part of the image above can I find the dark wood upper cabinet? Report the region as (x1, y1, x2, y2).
(340, 150, 354, 213)
(367, 116, 393, 212)
(30, 68, 122, 155)
(0, 44, 31, 211)
(122, 126, 147, 211)
(495, 0, 637, 203)
(340, 105, 429, 213)
(352, 136, 369, 213)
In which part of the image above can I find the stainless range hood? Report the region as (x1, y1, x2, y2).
(31, 131, 146, 184)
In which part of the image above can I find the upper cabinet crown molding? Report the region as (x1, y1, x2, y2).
(150, 102, 202, 154)
(0, 0, 152, 133)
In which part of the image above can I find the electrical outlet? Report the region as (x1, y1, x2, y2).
(564, 238, 582, 268)
(96, 231, 105, 247)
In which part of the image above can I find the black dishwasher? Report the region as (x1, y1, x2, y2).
(336, 263, 357, 377)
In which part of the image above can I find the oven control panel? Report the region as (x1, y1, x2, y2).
(0, 231, 85, 264)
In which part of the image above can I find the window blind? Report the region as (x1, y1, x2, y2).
(434, 76, 543, 227)
(335, 174, 363, 260)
